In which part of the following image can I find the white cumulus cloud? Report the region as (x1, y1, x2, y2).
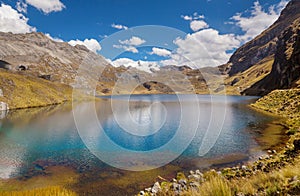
(16, 1, 27, 13)
(0, 3, 36, 33)
(190, 20, 209, 32)
(164, 0, 289, 68)
(109, 0, 289, 69)
(113, 44, 139, 53)
(119, 36, 146, 46)
(112, 58, 160, 73)
(150, 47, 171, 57)
(181, 15, 193, 21)
(162, 29, 240, 68)
(111, 23, 128, 30)
(232, 0, 289, 42)
(113, 36, 146, 54)
(181, 13, 205, 21)
(68, 39, 102, 53)
(24, 0, 65, 14)
(45, 33, 64, 42)
(182, 13, 208, 32)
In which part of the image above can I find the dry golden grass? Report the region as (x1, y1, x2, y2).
(0, 186, 77, 196)
(198, 175, 233, 196)
(224, 56, 274, 95)
(0, 166, 79, 196)
(0, 70, 97, 110)
(253, 89, 300, 129)
(0, 70, 73, 109)
(230, 158, 300, 195)
(174, 157, 300, 196)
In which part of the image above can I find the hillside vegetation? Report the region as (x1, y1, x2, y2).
(0, 70, 73, 109)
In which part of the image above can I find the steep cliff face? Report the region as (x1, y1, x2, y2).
(244, 18, 300, 95)
(227, 0, 300, 76)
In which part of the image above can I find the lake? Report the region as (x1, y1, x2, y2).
(0, 94, 286, 195)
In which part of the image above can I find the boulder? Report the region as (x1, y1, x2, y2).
(39, 75, 51, 80)
(151, 182, 161, 194)
(0, 89, 3, 97)
(188, 174, 202, 182)
(195, 170, 203, 177)
(241, 165, 248, 171)
(293, 139, 300, 151)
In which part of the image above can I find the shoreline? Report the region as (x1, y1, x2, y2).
(0, 89, 299, 195)
(137, 89, 300, 195)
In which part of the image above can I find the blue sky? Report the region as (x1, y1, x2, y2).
(0, 0, 289, 71)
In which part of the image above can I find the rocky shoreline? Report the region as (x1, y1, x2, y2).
(138, 89, 300, 196)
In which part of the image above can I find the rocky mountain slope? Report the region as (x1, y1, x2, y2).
(0, 31, 224, 109)
(0, 30, 226, 102)
(225, 0, 300, 76)
(244, 17, 300, 95)
(224, 0, 300, 95)
(0, 32, 107, 85)
(0, 32, 108, 110)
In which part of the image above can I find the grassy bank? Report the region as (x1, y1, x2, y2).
(0, 70, 97, 110)
(0, 70, 73, 110)
(139, 89, 300, 196)
(0, 186, 77, 196)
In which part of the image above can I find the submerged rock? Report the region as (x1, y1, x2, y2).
(34, 164, 45, 171)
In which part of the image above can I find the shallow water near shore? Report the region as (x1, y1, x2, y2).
(0, 94, 287, 195)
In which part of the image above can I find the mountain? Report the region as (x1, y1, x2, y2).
(0, 32, 107, 85)
(244, 17, 300, 95)
(223, 0, 300, 95)
(0, 32, 108, 109)
(0, 31, 225, 109)
(226, 0, 300, 76)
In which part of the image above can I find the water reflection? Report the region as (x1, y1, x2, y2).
(0, 95, 281, 179)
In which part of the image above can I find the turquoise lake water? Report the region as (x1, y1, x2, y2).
(0, 94, 284, 194)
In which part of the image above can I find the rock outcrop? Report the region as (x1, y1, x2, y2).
(226, 0, 300, 76)
(244, 18, 300, 95)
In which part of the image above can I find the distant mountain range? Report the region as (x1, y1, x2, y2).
(0, 0, 299, 109)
